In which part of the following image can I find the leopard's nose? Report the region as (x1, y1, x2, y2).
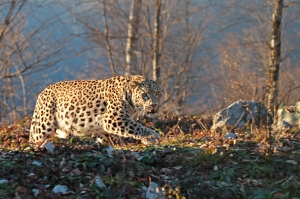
(151, 104, 158, 108)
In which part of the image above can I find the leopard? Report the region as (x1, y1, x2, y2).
(29, 75, 162, 145)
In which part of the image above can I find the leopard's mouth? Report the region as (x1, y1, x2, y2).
(148, 109, 156, 114)
(147, 107, 158, 114)
(145, 104, 159, 115)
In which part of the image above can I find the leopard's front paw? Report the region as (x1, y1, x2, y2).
(141, 131, 161, 145)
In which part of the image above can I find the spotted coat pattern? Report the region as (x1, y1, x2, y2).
(29, 75, 162, 145)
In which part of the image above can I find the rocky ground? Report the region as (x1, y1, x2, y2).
(0, 115, 300, 199)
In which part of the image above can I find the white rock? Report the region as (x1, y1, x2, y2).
(53, 185, 68, 194)
(0, 179, 8, 184)
(27, 173, 35, 177)
(277, 101, 300, 126)
(106, 146, 115, 158)
(32, 189, 40, 197)
(273, 120, 294, 132)
(132, 151, 144, 161)
(214, 165, 219, 171)
(32, 161, 42, 166)
(41, 140, 55, 153)
(225, 132, 237, 139)
(95, 176, 106, 188)
(145, 181, 164, 199)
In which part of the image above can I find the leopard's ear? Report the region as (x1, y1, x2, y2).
(156, 78, 161, 85)
(130, 81, 141, 89)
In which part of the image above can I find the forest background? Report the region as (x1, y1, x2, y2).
(1, 0, 300, 124)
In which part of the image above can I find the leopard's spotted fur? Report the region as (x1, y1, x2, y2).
(29, 75, 161, 145)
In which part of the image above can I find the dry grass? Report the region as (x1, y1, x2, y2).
(0, 115, 300, 198)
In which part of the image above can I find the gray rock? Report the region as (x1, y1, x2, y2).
(212, 100, 272, 130)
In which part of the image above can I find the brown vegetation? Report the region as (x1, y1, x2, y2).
(1, 116, 300, 198)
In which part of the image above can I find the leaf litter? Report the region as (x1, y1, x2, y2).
(0, 116, 300, 198)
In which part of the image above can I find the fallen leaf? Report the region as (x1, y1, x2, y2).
(239, 184, 245, 194)
(71, 169, 82, 175)
(160, 168, 173, 174)
(14, 193, 21, 199)
(273, 192, 286, 198)
(286, 160, 297, 165)
(242, 178, 250, 184)
(60, 157, 66, 167)
(219, 181, 230, 186)
(91, 176, 106, 188)
(15, 186, 27, 193)
(172, 166, 182, 170)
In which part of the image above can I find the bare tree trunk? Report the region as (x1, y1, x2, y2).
(177, 1, 190, 114)
(125, 0, 141, 76)
(268, 0, 283, 121)
(152, 0, 162, 80)
(15, 65, 27, 116)
(7, 77, 17, 122)
(102, 0, 117, 76)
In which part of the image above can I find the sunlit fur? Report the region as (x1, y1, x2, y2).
(29, 75, 162, 145)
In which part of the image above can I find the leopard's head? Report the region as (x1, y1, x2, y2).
(130, 76, 162, 118)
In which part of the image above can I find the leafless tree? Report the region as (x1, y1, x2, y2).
(102, 0, 117, 75)
(0, 1, 76, 123)
(268, 0, 283, 119)
(125, 0, 141, 75)
(211, 0, 300, 119)
(152, 0, 162, 80)
(71, 0, 213, 114)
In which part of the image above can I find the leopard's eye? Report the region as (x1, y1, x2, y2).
(155, 91, 161, 97)
(142, 93, 149, 101)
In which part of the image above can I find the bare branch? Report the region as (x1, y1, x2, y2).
(0, 0, 16, 42)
